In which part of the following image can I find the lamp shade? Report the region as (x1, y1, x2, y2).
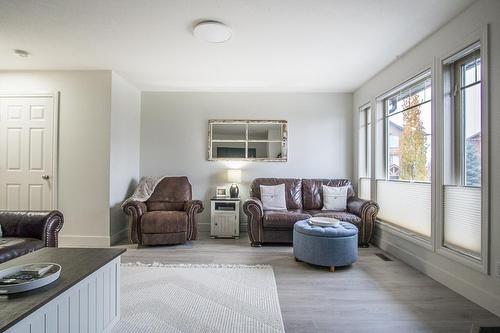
(227, 169, 241, 183)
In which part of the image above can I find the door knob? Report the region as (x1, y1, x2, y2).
(41, 175, 50, 180)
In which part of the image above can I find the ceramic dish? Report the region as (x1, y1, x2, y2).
(309, 217, 340, 227)
(0, 263, 61, 294)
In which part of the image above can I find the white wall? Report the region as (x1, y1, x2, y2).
(140, 92, 352, 230)
(0, 71, 112, 247)
(353, 0, 500, 316)
(109, 72, 141, 244)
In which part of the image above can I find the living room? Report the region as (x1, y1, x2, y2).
(1, 0, 500, 332)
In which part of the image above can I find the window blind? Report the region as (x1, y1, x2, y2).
(443, 186, 481, 256)
(377, 180, 431, 237)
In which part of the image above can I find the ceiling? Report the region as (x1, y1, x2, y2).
(0, 0, 474, 92)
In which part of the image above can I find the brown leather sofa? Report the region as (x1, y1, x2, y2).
(243, 178, 379, 247)
(123, 176, 204, 246)
(0, 210, 64, 264)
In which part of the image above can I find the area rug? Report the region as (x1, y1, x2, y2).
(112, 263, 285, 333)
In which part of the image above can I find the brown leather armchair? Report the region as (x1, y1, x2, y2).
(123, 176, 204, 246)
(0, 210, 64, 264)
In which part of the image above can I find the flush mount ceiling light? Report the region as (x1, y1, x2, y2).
(193, 21, 232, 43)
(13, 49, 29, 57)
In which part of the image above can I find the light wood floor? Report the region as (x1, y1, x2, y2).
(115, 233, 500, 333)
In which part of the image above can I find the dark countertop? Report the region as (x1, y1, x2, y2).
(0, 248, 126, 332)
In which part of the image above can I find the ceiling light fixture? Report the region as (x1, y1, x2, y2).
(13, 49, 29, 57)
(193, 21, 232, 43)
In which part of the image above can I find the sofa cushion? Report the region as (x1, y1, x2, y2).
(302, 179, 355, 210)
(0, 237, 44, 264)
(305, 210, 361, 225)
(263, 211, 311, 229)
(141, 211, 188, 234)
(250, 178, 303, 210)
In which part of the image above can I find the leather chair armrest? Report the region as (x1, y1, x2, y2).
(347, 197, 377, 217)
(347, 197, 379, 246)
(184, 200, 204, 214)
(243, 197, 264, 246)
(243, 197, 264, 218)
(0, 210, 64, 247)
(122, 201, 147, 244)
(184, 200, 204, 241)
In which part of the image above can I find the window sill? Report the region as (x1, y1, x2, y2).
(376, 220, 488, 274)
(375, 220, 433, 251)
(436, 246, 487, 274)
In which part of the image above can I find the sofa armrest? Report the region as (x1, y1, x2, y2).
(0, 210, 64, 247)
(243, 198, 264, 246)
(184, 200, 204, 241)
(243, 198, 263, 218)
(347, 197, 379, 246)
(122, 201, 147, 244)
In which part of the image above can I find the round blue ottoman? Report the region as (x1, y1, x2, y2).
(293, 220, 358, 272)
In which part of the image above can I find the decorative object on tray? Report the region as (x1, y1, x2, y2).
(0, 263, 61, 294)
(0, 239, 11, 246)
(309, 217, 340, 227)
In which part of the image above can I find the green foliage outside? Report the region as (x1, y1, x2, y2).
(399, 95, 429, 181)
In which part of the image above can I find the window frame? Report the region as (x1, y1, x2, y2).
(382, 71, 432, 183)
(358, 103, 371, 179)
(453, 50, 481, 188)
(373, 69, 434, 245)
(436, 33, 489, 274)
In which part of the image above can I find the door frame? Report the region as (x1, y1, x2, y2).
(0, 91, 60, 210)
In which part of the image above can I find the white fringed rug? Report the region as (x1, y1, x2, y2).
(112, 263, 285, 333)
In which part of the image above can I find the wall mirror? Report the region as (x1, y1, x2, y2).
(208, 120, 288, 161)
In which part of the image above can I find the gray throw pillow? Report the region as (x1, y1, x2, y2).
(260, 184, 287, 211)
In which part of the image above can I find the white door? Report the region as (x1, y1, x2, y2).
(0, 96, 56, 210)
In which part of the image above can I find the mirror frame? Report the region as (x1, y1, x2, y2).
(208, 120, 288, 162)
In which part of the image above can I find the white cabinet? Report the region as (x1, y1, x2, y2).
(210, 198, 240, 238)
(5, 257, 121, 333)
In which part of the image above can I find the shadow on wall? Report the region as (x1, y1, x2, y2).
(110, 179, 138, 245)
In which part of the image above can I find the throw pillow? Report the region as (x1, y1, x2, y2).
(322, 185, 348, 211)
(260, 184, 287, 211)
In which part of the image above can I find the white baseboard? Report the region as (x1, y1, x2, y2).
(110, 228, 128, 245)
(59, 235, 110, 248)
(373, 232, 500, 317)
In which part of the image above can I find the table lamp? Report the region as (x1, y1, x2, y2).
(227, 169, 241, 198)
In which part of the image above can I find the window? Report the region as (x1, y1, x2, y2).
(384, 75, 432, 182)
(376, 71, 432, 238)
(442, 44, 484, 260)
(358, 105, 371, 200)
(457, 51, 481, 187)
